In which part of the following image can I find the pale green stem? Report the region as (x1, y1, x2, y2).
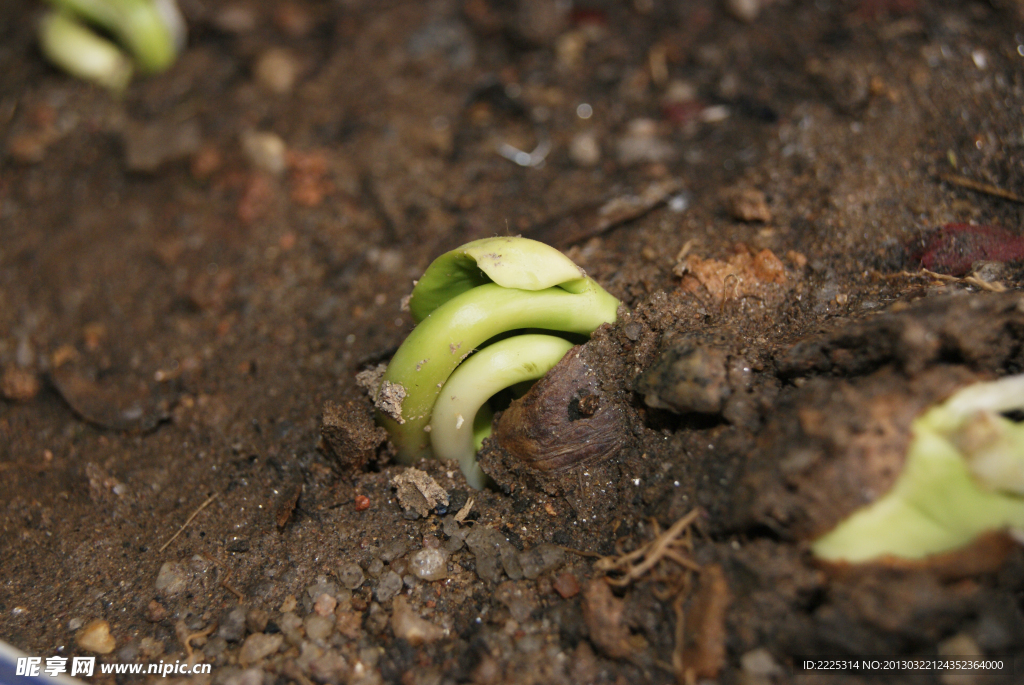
(376, 279, 619, 462)
(813, 374, 1024, 563)
(429, 335, 575, 489)
(812, 428, 1024, 562)
(38, 11, 133, 93)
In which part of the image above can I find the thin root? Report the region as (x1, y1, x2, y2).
(158, 492, 219, 553)
(594, 510, 702, 685)
(182, 622, 217, 658)
(595, 509, 700, 586)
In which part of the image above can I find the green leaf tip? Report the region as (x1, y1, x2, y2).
(374, 237, 620, 487)
(812, 374, 1024, 563)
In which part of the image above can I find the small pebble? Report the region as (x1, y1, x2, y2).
(116, 641, 139, 662)
(246, 607, 269, 634)
(77, 620, 116, 654)
(306, 578, 338, 601)
(740, 647, 781, 679)
(241, 130, 287, 176)
(204, 636, 228, 658)
(254, 48, 298, 95)
(238, 633, 284, 667)
(314, 593, 337, 617)
(277, 612, 305, 646)
(553, 572, 580, 599)
(138, 637, 164, 658)
(409, 548, 448, 581)
(154, 561, 188, 596)
(338, 562, 365, 590)
(390, 596, 446, 646)
(304, 614, 334, 642)
(217, 606, 248, 642)
(1, 367, 40, 402)
(517, 543, 565, 580)
(375, 571, 403, 603)
(569, 132, 601, 167)
(726, 187, 772, 223)
(726, 0, 761, 23)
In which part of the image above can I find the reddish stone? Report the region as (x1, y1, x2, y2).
(910, 223, 1024, 276)
(354, 495, 371, 511)
(553, 572, 580, 599)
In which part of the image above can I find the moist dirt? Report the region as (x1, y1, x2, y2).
(3, 1, 1024, 683)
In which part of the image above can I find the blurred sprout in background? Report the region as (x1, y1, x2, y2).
(38, 0, 186, 92)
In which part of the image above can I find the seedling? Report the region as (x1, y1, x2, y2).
(374, 237, 620, 486)
(38, 0, 186, 92)
(812, 374, 1024, 563)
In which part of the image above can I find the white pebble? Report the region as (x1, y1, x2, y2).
(409, 548, 448, 581)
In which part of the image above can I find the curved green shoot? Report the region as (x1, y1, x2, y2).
(812, 374, 1024, 563)
(39, 11, 134, 93)
(375, 279, 619, 462)
(43, 0, 185, 80)
(430, 335, 575, 489)
(409, 237, 588, 322)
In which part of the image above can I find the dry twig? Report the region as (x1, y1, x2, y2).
(203, 553, 244, 601)
(939, 173, 1024, 204)
(158, 492, 219, 553)
(896, 269, 1008, 293)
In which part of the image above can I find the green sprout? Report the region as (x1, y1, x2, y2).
(374, 237, 620, 487)
(38, 0, 186, 92)
(812, 374, 1024, 563)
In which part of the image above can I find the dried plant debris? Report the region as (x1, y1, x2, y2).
(675, 245, 790, 302)
(391, 468, 449, 518)
(320, 400, 387, 472)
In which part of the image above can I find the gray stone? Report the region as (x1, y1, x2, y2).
(154, 561, 188, 596)
(465, 527, 522, 582)
(218, 605, 248, 642)
(375, 571, 403, 603)
(277, 612, 305, 646)
(304, 614, 334, 642)
(338, 562, 365, 590)
(517, 543, 566, 580)
(237, 633, 283, 667)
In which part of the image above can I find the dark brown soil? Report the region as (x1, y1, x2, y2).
(3, 0, 1024, 683)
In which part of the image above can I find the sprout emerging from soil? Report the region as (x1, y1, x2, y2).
(38, 0, 186, 92)
(812, 374, 1024, 563)
(374, 237, 620, 486)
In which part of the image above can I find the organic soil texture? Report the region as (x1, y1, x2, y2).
(3, 1, 1024, 684)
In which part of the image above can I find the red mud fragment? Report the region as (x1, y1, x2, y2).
(910, 223, 1024, 276)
